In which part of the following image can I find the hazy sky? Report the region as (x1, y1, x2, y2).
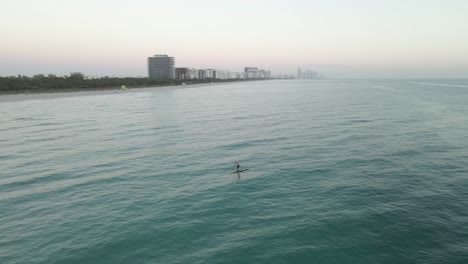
(1, 0, 468, 78)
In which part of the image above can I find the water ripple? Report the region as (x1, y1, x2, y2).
(1, 80, 468, 263)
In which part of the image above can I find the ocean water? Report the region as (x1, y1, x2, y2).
(1, 80, 468, 264)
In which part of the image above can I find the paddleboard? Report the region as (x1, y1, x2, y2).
(229, 169, 249, 174)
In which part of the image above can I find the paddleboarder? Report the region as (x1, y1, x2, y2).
(235, 161, 240, 172)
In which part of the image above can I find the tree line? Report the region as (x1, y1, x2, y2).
(0, 72, 245, 93)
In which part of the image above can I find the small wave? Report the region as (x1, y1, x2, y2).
(349, 119, 372, 124)
(410, 82, 468, 88)
(0, 170, 129, 203)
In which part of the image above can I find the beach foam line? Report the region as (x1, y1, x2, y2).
(0, 81, 248, 103)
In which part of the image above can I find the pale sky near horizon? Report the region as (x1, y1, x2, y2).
(1, 0, 468, 78)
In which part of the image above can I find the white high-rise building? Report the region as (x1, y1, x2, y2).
(245, 67, 259, 78)
(206, 69, 216, 79)
(198, 69, 207, 79)
(148, 54, 175, 79)
(216, 70, 229, 80)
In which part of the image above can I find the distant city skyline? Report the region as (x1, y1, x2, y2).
(147, 54, 272, 80)
(1, 0, 468, 78)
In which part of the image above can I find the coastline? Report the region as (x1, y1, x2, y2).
(0, 81, 254, 103)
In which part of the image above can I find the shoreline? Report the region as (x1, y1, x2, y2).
(0, 81, 258, 103)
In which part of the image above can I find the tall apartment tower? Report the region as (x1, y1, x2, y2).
(147, 54, 175, 79)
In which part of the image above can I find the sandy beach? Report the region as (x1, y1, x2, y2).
(0, 82, 234, 103)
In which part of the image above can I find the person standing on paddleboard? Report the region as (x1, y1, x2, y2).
(235, 161, 240, 172)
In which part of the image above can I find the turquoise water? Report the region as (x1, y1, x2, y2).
(1, 80, 468, 264)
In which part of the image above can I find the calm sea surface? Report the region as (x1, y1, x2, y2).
(1, 80, 468, 264)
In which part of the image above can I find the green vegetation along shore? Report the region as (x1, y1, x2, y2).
(0, 73, 261, 95)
